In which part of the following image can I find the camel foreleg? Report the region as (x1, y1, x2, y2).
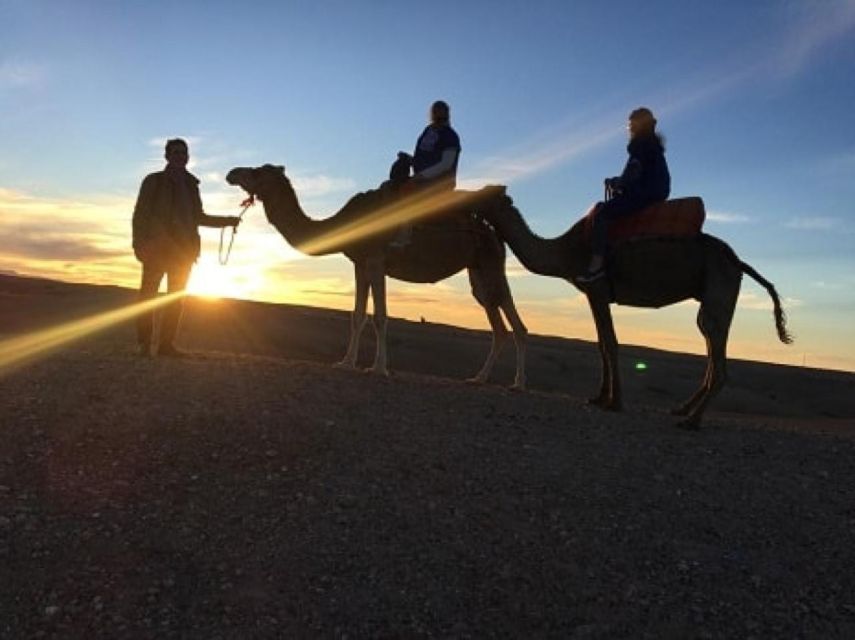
(587, 295, 622, 411)
(336, 262, 370, 370)
(367, 259, 389, 376)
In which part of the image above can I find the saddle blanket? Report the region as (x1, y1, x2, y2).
(585, 197, 706, 244)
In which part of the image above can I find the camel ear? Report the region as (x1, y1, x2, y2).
(276, 165, 285, 174)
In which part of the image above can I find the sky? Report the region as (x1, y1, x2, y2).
(1, 0, 854, 372)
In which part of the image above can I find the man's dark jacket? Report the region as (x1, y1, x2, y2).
(132, 170, 231, 263)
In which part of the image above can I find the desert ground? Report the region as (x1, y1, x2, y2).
(1, 273, 854, 639)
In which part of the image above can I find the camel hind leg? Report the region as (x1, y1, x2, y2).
(469, 305, 509, 385)
(500, 295, 528, 390)
(676, 296, 737, 430)
(467, 264, 527, 389)
(672, 308, 714, 418)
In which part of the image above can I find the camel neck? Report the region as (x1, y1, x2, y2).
(261, 180, 316, 251)
(485, 202, 588, 279)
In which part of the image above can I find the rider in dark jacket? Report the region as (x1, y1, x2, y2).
(388, 100, 462, 246)
(579, 107, 670, 283)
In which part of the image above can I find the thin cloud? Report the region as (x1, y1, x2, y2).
(291, 174, 358, 198)
(738, 291, 803, 311)
(0, 187, 131, 234)
(0, 187, 133, 270)
(137, 138, 355, 201)
(466, 117, 621, 186)
(505, 261, 530, 279)
(142, 135, 204, 174)
(817, 149, 855, 176)
(784, 216, 840, 231)
(812, 280, 846, 290)
(706, 210, 753, 224)
(772, 0, 855, 78)
(675, 2, 855, 95)
(298, 288, 353, 298)
(385, 292, 442, 305)
(144, 137, 261, 177)
(464, 3, 855, 188)
(0, 235, 125, 261)
(0, 59, 45, 88)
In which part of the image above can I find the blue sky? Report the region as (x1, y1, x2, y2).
(2, 0, 854, 371)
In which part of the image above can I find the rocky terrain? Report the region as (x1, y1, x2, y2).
(1, 275, 853, 638)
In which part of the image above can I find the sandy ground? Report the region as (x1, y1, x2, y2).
(1, 274, 854, 638)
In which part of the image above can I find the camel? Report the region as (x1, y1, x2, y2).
(225, 164, 527, 387)
(479, 194, 793, 428)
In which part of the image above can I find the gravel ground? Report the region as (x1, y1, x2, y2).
(2, 337, 855, 639)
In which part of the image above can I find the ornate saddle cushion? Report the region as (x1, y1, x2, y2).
(585, 197, 706, 244)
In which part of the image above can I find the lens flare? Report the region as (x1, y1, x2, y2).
(0, 291, 184, 377)
(296, 182, 499, 256)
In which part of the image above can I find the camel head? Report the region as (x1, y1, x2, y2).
(226, 164, 288, 201)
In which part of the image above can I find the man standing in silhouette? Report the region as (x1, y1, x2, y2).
(132, 138, 239, 357)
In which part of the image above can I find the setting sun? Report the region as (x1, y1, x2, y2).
(186, 259, 260, 300)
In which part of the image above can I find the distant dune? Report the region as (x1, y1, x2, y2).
(1, 273, 854, 637)
(2, 273, 852, 422)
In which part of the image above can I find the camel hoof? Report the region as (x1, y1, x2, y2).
(510, 382, 526, 392)
(467, 375, 487, 385)
(369, 366, 390, 377)
(333, 361, 356, 370)
(671, 405, 691, 417)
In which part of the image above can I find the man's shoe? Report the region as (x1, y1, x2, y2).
(157, 344, 187, 358)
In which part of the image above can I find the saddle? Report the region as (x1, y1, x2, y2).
(585, 197, 706, 245)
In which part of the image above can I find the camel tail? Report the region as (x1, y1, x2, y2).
(740, 260, 794, 345)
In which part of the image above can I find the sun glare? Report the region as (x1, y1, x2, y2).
(187, 261, 258, 300)
(0, 292, 184, 377)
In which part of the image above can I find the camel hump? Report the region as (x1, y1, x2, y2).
(472, 185, 512, 210)
(603, 197, 706, 244)
(338, 185, 388, 220)
(483, 184, 511, 204)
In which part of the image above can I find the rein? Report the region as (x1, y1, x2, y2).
(218, 195, 255, 265)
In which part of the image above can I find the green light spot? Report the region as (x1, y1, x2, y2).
(635, 362, 648, 371)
